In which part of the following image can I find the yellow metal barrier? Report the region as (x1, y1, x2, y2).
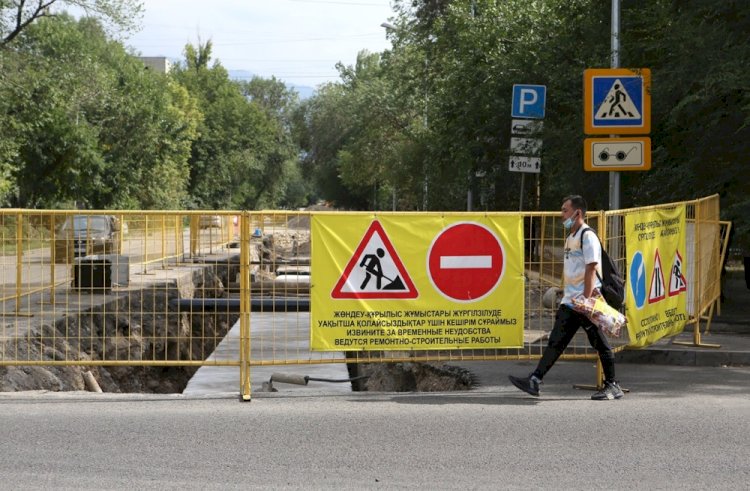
(0, 196, 729, 398)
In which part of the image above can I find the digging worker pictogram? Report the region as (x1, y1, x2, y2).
(359, 248, 386, 289)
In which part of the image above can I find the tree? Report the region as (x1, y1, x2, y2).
(238, 76, 312, 208)
(0, 0, 142, 47)
(295, 51, 418, 211)
(172, 41, 303, 210)
(620, 0, 750, 242)
(239, 75, 299, 125)
(1, 14, 200, 209)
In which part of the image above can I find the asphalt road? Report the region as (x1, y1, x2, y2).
(0, 362, 747, 490)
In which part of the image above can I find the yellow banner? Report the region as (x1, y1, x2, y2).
(625, 205, 688, 347)
(311, 214, 524, 351)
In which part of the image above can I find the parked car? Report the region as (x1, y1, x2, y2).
(54, 215, 121, 263)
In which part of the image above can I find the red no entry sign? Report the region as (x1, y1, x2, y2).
(427, 222, 505, 302)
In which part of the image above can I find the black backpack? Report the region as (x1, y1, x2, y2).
(581, 228, 625, 310)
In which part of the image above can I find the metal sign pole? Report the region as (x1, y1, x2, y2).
(609, 0, 621, 210)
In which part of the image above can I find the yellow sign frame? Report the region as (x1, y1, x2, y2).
(584, 68, 651, 135)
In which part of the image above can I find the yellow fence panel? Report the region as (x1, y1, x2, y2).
(0, 196, 729, 397)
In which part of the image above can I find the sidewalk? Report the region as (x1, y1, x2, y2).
(616, 330, 750, 366)
(617, 269, 749, 367)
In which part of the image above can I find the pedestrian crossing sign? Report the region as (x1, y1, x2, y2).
(584, 68, 651, 135)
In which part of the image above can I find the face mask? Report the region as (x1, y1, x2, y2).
(563, 211, 578, 229)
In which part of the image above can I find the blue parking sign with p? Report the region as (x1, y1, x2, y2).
(512, 84, 546, 119)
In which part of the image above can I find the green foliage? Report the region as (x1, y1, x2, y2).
(299, 0, 750, 245)
(172, 42, 306, 210)
(0, 0, 143, 46)
(0, 6, 309, 212)
(1, 0, 746, 237)
(0, 14, 199, 209)
(621, 0, 750, 241)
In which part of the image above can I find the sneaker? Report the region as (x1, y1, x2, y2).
(591, 380, 624, 400)
(508, 374, 541, 397)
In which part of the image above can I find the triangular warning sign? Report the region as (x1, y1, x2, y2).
(331, 220, 418, 299)
(595, 78, 642, 120)
(668, 249, 688, 296)
(648, 249, 666, 304)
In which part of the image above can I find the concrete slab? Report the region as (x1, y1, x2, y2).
(183, 312, 352, 395)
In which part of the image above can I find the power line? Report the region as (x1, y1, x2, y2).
(131, 32, 382, 48)
(287, 0, 389, 5)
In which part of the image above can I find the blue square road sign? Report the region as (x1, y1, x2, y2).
(584, 68, 651, 134)
(512, 84, 546, 119)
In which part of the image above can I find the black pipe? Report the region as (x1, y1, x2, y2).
(170, 297, 310, 312)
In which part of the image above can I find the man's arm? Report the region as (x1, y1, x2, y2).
(584, 263, 598, 298)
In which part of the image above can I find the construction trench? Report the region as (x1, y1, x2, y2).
(0, 231, 476, 394)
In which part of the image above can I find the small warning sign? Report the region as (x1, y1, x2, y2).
(331, 220, 418, 299)
(648, 249, 666, 304)
(668, 249, 688, 296)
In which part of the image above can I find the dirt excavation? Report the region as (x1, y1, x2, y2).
(0, 268, 238, 394)
(347, 358, 480, 392)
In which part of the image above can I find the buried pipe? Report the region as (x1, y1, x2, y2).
(82, 370, 103, 393)
(261, 373, 370, 392)
(169, 297, 310, 312)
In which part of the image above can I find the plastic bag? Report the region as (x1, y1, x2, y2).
(570, 290, 626, 337)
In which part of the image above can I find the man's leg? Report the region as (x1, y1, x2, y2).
(508, 305, 580, 396)
(581, 320, 624, 400)
(532, 305, 581, 379)
(581, 320, 616, 382)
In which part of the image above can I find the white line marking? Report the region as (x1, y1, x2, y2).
(440, 255, 492, 269)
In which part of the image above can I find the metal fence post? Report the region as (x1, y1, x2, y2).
(15, 212, 23, 314)
(239, 211, 252, 401)
(49, 214, 56, 305)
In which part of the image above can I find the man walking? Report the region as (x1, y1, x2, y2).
(509, 195, 623, 400)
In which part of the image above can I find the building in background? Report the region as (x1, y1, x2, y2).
(139, 56, 172, 74)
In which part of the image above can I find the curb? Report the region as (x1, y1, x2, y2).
(617, 347, 750, 367)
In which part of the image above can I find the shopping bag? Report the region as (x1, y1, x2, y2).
(570, 290, 626, 337)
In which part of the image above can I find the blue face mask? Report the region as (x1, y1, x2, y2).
(563, 210, 578, 229)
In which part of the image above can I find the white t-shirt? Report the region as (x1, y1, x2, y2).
(561, 225, 602, 306)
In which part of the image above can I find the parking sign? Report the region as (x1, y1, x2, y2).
(511, 84, 546, 119)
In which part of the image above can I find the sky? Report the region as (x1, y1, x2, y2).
(123, 0, 396, 89)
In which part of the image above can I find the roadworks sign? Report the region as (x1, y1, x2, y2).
(625, 205, 688, 348)
(330, 220, 417, 299)
(311, 214, 525, 351)
(668, 250, 688, 296)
